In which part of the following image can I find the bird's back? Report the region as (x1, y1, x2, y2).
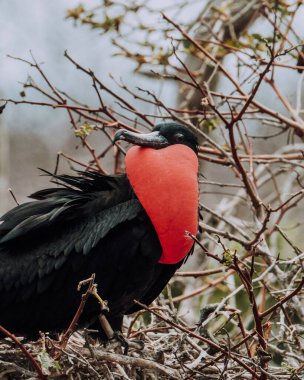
(0, 171, 181, 337)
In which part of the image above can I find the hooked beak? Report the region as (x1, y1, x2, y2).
(114, 129, 169, 149)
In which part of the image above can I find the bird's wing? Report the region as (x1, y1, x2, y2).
(0, 170, 134, 243)
(0, 171, 144, 298)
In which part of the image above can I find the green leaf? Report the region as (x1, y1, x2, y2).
(75, 122, 94, 138)
(37, 351, 61, 375)
(183, 40, 191, 49)
(251, 33, 264, 42)
(222, 249, 233, 267)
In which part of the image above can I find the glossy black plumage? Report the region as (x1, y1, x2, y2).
(0, 171, 184, 337)
(0, 124, 198, 338)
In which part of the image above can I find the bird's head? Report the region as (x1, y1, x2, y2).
(114, 123, 198, 154)
(113, 123, 199, 265)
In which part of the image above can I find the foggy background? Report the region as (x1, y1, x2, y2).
(0, 1, 303, 214)
(0, 0, 176, 212)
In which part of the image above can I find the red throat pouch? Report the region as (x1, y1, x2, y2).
(126, 144, 199, 264)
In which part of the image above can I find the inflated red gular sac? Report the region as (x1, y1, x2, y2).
(0, 123, 199, 351)
(118, 125, 199, 264)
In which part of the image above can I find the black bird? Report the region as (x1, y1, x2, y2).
(0, 123, 198, 340)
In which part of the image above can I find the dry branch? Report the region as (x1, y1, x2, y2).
(2, 1, 304, 378)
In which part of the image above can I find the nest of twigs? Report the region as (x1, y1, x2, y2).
(1, 274, 304, 380)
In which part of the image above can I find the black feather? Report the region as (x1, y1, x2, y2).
(0, 169, 186, 337)
(0, 122, 199, 338)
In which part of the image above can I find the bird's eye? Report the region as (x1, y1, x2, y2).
(174, 133, 184, 142)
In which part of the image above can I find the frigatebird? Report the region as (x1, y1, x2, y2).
(0, 123, 198, 341)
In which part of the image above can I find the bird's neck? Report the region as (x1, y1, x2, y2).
(126, 145, 199, 264)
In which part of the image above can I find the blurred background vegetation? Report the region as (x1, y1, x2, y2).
(1, 1, 304, 378)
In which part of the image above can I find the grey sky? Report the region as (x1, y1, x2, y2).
(0, 0, 177, 209)
(0, 1, 303, 210)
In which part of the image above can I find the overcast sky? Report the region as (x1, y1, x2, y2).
(1, 1, 302, 134)
(0, 0, 141, 135)
(0, 1, 303, 209)
(0, 0, 178, 209)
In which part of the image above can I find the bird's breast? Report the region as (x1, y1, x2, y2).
(126, 145, 199, 264)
